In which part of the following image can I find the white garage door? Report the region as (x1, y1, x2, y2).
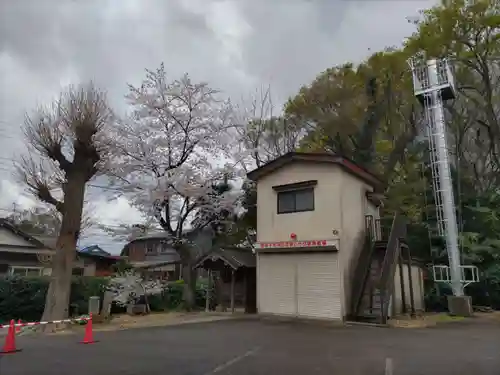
(258, 254, 296, 315)
(257, 252, 342, 320)
(296, 253, 342, 319)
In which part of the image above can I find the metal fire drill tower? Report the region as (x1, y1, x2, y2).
(408, 58, 464, 297)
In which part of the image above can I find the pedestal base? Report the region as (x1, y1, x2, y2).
(447, 295, 473, 317)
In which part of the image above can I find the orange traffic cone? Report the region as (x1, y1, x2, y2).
(1, 320, 21, 354)
(15, 320, 21, 334)
(80, 313, 97, 344)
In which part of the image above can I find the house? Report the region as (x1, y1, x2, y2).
(247, 151, 424, 323)
(0, 219, 119, 277)
(74, 245, 122, 277)
(120, 229, 212, 280)
(0, 219, 55, 276)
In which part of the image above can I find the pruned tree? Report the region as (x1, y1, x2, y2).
(236, 86, 304, 171)
(231, 87, 304, 246)
(16, 83, 113, 323)
(7, 205, 96, 238)
(107, 64, 240, 309)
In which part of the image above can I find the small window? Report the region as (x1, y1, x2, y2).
(146, 242, 156, 255)
(11, 268, 27, 276)
(277, 188, 314, 214)
(72, 268, 84, 276)
(9, 267, 42, 277)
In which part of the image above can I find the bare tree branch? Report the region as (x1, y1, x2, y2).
(23, 109, 72, 173)
(16, 154, 65, 213)
(15, 82, 113, 323)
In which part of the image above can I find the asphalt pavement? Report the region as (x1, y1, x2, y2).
(0, 318, 498, 375)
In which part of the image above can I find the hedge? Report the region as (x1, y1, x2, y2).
(0, 276, 213, 325)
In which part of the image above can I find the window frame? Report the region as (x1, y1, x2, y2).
(276, 186, 315, 214)
(9, 266, 43, 277)
(145, 241, 157, 255)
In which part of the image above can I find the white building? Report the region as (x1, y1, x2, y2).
(248, 152, 424, 322)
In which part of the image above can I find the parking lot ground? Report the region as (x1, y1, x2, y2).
(0, 318, 498, 375)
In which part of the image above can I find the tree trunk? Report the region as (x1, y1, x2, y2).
(41, 174, 87, 328)
(182, 262, 197, 311)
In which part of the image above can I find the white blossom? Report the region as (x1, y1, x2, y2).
(107, 270, 166, 306)
(105, 64, 242, 242)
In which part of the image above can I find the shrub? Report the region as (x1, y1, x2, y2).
(0, 276, 49, 324)
(0, 275, 215, 324)
(146, 282, 215, 312)
(0, 275, 109, 324)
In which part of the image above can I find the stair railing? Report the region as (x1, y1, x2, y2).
(350, 215, 377, 317)
(377, 213, 406, 324)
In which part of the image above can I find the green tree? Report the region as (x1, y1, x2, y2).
(406, 0, 500, 195)
(281, 1, 500, 298)
(285, 50, 421, 188)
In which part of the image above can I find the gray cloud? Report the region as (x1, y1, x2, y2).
(0, 0, 438, 252)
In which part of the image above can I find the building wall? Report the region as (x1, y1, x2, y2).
(128, 242, 147, 262)
(0, 250, 101, 278)
(0, 252, 47, 275)
(127, 240, 180, 262)
(82, 260, 97, 276)
(393, 263, 425, 313)
(0, 226, 53, 275)
(256, 162, 343, 243)
(339, 173, 375, 317)
(255, 161, 378, 318)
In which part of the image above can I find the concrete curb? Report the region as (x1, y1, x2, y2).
(92, 315, 237, 332)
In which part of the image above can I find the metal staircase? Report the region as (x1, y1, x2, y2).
(350, 213, 408, 324)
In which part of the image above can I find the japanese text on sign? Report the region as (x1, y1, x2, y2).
(258, 240, 328, 249)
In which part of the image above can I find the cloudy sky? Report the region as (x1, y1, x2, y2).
(0, 0, 437, 253)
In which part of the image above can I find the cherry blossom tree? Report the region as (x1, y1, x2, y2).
(107, 270, 165, 312)
(107, 64, 241, 308)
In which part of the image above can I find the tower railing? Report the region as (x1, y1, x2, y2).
(408, 56, 466, 297)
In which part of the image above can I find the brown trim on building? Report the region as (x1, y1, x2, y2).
(272, 180, 318, 192)
(247, 152, 383, 191)
(0, 245, 54, 255)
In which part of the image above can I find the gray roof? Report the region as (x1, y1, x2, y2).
(193, 247, 256, 270)
(133, 231, 171, 241)
(0, 219, 50, 249)
(130, 260, 178, 269)
(33, 236, 58, 249)
(121, 228, 215, 258)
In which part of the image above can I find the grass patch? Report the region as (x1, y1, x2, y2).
(430, 313, 466, 323)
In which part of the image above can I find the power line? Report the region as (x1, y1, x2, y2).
(87, 184, 124, 191)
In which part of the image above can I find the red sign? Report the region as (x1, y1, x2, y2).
(255, 239, 335, 249)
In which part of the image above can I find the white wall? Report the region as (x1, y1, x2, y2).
(255, 161, 377, 318)
(256, 162, 343, 243)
